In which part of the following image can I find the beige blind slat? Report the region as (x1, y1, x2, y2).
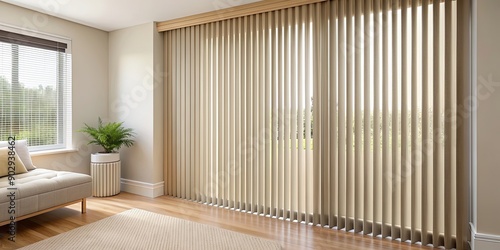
(290, 7, 298, 221)
(328, 0, 338, 228)
(381, 0, 391, 239)
(264, 12, 271, 215)
(182, 27, 187, 200)
(391, 0, 401, 240)
(444, 0, 457, 248)
(210, 22, 216, 205)
(175, 29, 180, 198)
(346, 0, 355, 232)
(217, 22, 222, 205)
(312, 3, 320, 226)
(410, 0, 420, 243)
(202, 25, 207, 203)
(337, 0, 347, 230)
(421, 0, 431, 245)
(354, 0, 363, 234)
(165, 31, 172, 196)
(316, 0, 326, 226)
(297, 6, 305, 219)
(456, 0, 472, 248)
(270, 12, 277, 217)
(363, 0, 373, 236)
(302, 6, 310, 221)
(258, 13, 266, 214)
(194, 25, 200, 202)
(228, 19, 235, 209)
(252, 15, 258, 213)
(186, 26, 192, 201)
(223, 20, 230, 208)
(433, 1, 443, 247)
(284, 8, 292, 220)
(242, 16, 248, 210)
(199, 25, 204, 203)
(234, 18, 241, 209)
(180, 27, 184, 199)
(277, 9, 284, 217)
(401, 0, 410, 242)
(372, 0, 381, 237)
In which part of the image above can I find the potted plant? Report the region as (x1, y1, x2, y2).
(79, 117, 135, 163)
(79, 117, 135, 197)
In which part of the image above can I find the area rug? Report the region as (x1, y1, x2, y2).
(19, 208, 282, 250)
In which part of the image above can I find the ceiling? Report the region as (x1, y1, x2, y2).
(2, 0, 261, 32)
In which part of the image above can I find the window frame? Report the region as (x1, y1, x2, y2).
(0, 23, 72, 152)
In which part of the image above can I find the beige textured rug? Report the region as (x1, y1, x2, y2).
(20, 209, 282, 250)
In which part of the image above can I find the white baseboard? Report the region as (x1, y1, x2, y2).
(470, 222, 500, 250)
(120, 178, 164, 198)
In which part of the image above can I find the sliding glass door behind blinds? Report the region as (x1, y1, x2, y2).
(164, 0, 459, 248)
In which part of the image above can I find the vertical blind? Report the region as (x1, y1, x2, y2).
(164, 0, 461, 248)
(0, 27, 72, 150)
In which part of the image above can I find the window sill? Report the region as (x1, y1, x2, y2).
(30, 148, 78, 157)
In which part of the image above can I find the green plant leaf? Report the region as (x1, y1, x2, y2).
(78, 117, 135, 153)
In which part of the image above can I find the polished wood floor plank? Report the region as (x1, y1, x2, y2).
(0, 192, 429, 249)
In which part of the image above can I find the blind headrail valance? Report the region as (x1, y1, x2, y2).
(156, 0, 326, 32)
(156, 0, 455, 32)
(0, 29, 67, 52)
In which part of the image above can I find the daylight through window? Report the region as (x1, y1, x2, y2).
(0, 27, 72, 151)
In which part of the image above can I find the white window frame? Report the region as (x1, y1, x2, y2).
(0, 23, 72, 152)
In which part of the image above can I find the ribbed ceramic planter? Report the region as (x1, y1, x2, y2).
(91, 153, 121, 197)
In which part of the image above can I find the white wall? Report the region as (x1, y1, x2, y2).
(474, 0, 500, 248)
(109, 22, 164, 197)
(0, 1, 109, 174)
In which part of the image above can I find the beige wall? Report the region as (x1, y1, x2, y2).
(0, 2, 164, 195)
(109, 22, 164, 190)
(476, 0, 500, 237)
(153, 23, 164, 184)
(0, 1, 109, 174)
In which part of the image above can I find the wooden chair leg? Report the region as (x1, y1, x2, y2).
(81, 198, 87, 213)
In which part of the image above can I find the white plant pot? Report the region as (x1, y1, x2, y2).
(91, 153, 121, 197)
(91, 153, 120, 163)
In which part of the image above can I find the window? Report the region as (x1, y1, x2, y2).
(0, 25, 72, 151)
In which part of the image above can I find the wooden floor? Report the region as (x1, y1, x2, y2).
(0, 192, 429, 249)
